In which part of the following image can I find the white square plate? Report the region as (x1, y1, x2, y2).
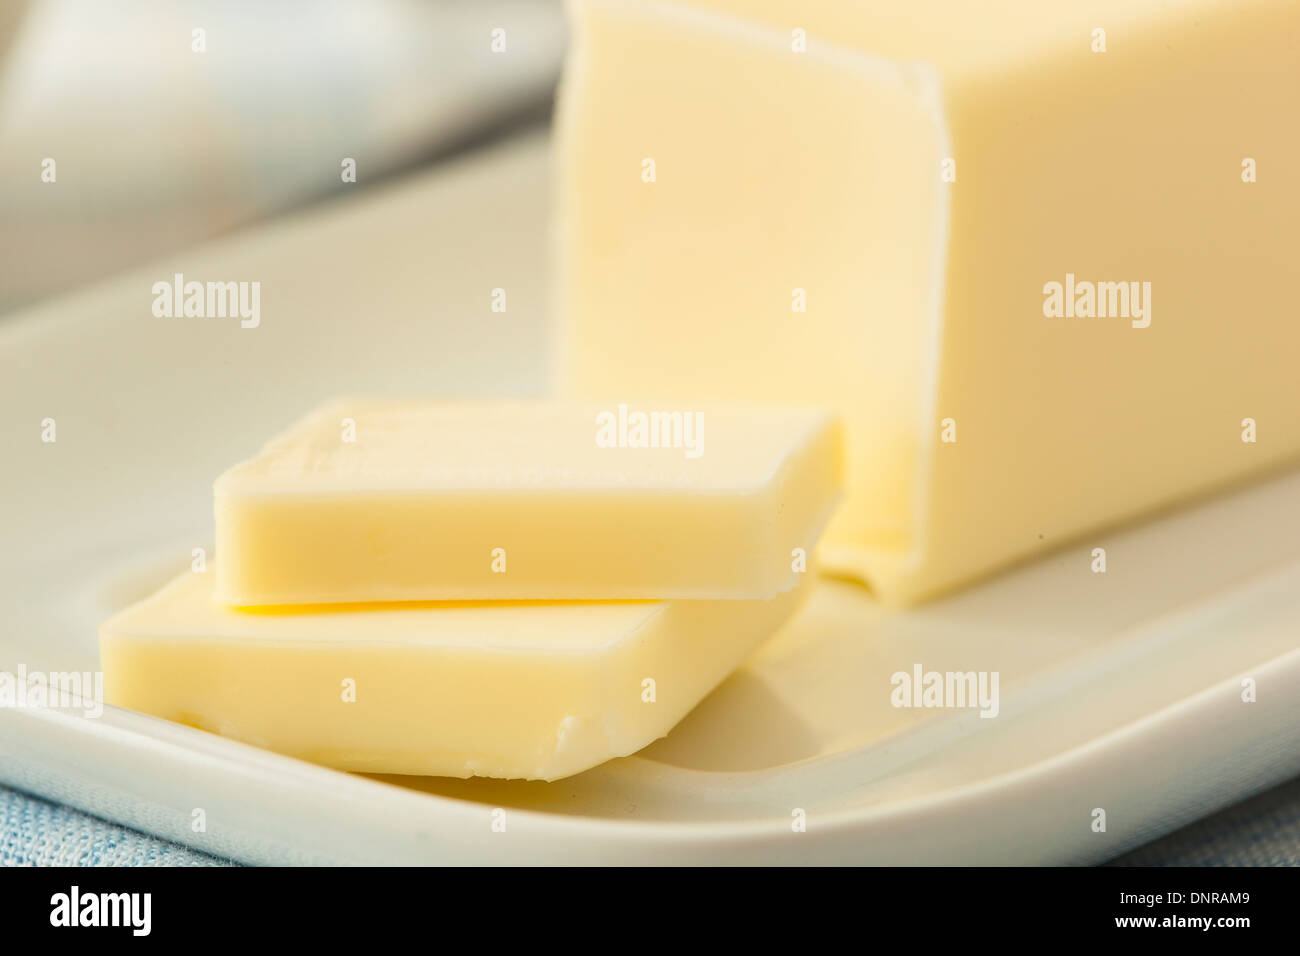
(2, 132, 1297, 864)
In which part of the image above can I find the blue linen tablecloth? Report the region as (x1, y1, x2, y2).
(0, 787, 234, 866)
(3, 777, 1298, 866)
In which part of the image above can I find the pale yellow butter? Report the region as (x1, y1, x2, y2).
(214, 397, 841, 604)
(100, 572, 807, 781)
(557, 0, 1300, 604)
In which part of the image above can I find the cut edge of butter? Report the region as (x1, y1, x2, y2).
(557, 0, 953, 596)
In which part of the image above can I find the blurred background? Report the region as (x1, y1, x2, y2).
(0, 0, 565, 315)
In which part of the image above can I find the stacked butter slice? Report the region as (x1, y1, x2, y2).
(100, 398, 842, 781)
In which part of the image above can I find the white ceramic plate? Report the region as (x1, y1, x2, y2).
(2, 132, 1298, 864)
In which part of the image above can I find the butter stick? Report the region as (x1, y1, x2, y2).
(100, 572, 808, 781)
(556, 0, 1300, 604)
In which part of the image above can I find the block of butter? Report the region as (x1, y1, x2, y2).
(100, 572, 807, 780)
(214, 397, 840, 604)
(556, 0, 1300, 604)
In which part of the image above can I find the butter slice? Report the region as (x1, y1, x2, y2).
(556, 0, 1300, 604)
(214, 398, 840, 604)
(100, 572, 807, 780)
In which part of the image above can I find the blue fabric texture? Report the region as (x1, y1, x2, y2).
(1109, 774, 1300, 866)
(3, 778, 1298, 866)
(0, 786, 234, 867)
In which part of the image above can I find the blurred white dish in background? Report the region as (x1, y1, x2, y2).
(0, 2, 27, 65)
(0, 0, 564, 314)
